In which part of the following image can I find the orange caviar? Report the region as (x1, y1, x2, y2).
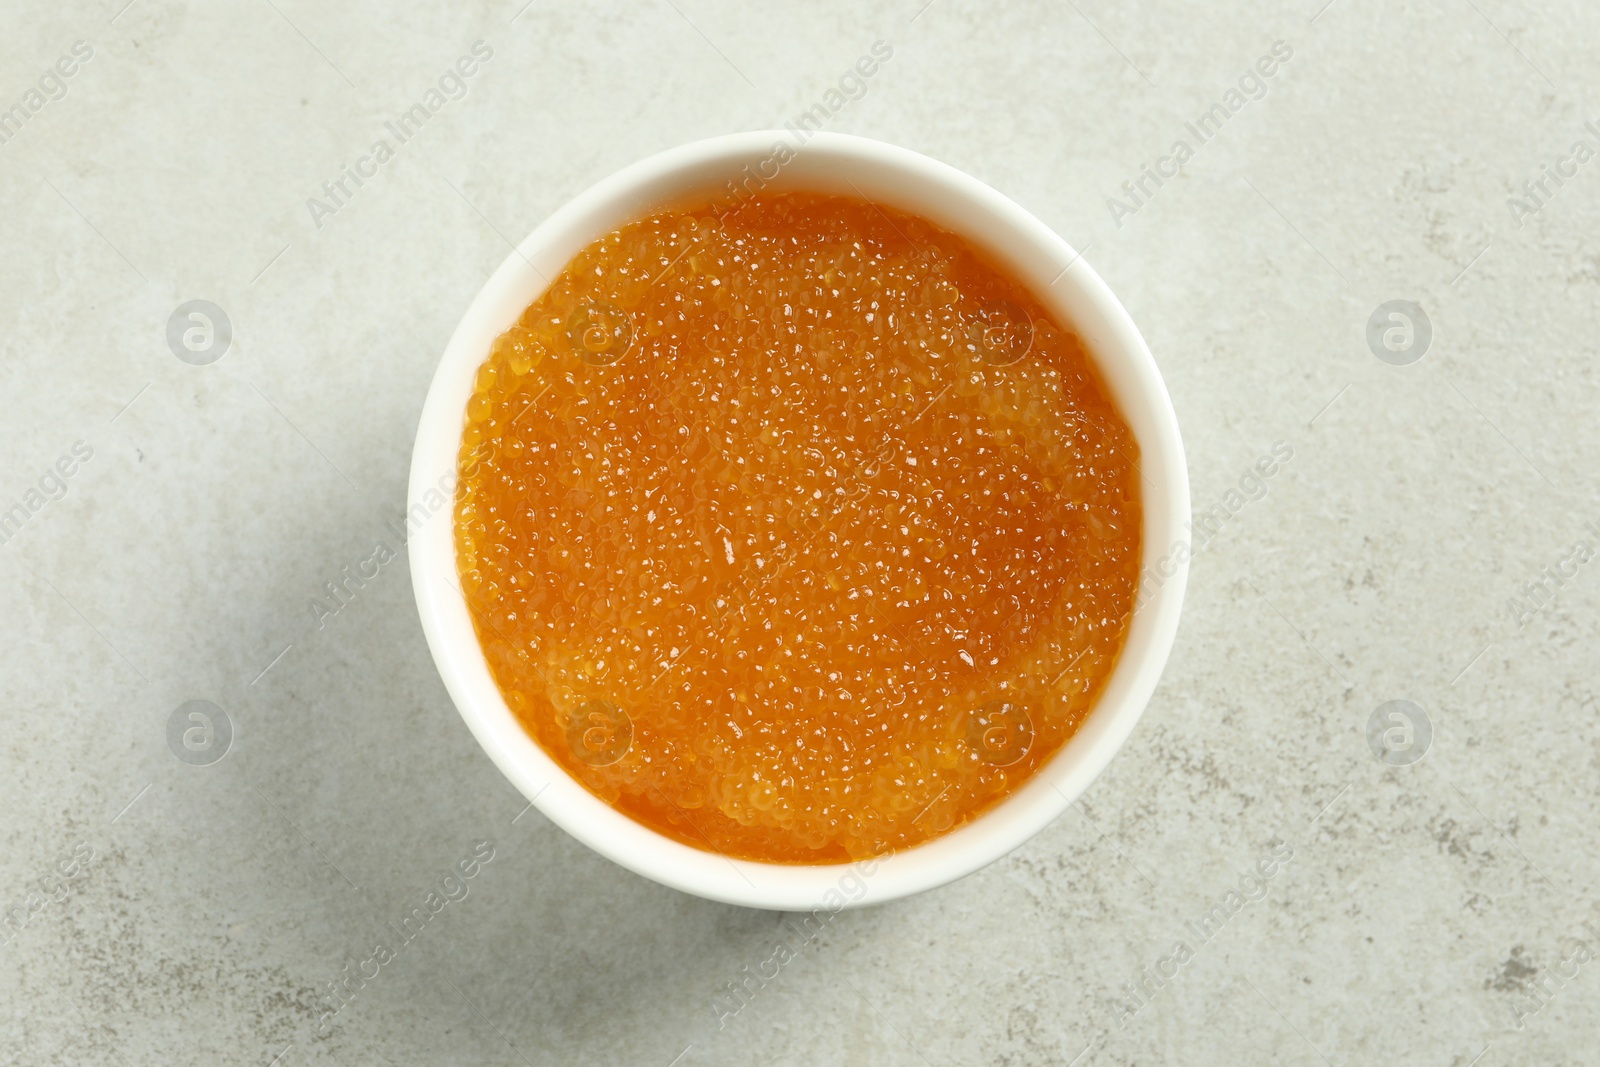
(454, 192, 1141, 864)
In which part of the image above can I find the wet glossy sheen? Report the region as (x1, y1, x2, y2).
(455, 192, 1141, 863)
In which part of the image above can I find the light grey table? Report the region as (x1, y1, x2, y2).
(2, 1, 1595, 1064)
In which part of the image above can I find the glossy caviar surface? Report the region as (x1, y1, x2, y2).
(455, 191, 1141, 863)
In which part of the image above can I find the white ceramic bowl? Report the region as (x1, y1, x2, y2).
(409, 131, 1188, 911)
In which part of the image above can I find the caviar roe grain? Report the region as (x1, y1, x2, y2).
(455, 192, 1141, 864)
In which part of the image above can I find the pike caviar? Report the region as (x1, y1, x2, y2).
(455, 192, 1141, 864)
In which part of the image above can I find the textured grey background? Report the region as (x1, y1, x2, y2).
(1, 0, 1596, 1064)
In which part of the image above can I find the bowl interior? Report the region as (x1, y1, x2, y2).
(408, 131, 1189, 910)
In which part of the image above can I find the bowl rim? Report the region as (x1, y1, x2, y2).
(408, 130, 1189, 911)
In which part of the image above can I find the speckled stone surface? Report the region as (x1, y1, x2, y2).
(2, 1, 1597, 1064)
